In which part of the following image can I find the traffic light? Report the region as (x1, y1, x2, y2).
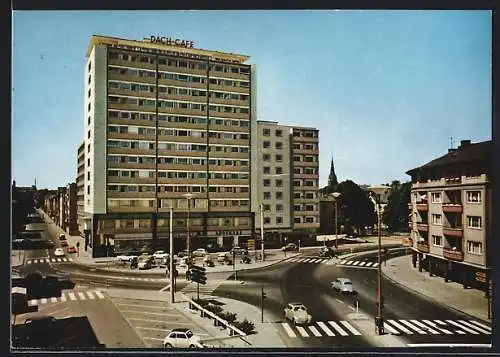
(12, 273, 75, 300)
(189, 266, 207, 285)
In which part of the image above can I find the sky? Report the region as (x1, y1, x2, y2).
(12, 10, 492, 189)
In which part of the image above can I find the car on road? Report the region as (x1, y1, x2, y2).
(163, 328, 204, 348)
(231, 246, 247, 256)
(54, 248, 65, 257)
(318, 246, 335, 258)
(192, 248, 207, 257)
(116, 254, 138, 263)
(153, 250, 169, 259)
(67, 246, 77, 254)
(138, 256, 154, 270)
(281, 243, 298, 252)
(284, 302, 312, 325)
(217, 252, 232, 265)
(331, 278, 355, 294)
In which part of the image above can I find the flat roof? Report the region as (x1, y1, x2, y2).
(87, 35, 249, 64)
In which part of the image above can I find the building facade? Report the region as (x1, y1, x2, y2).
(83, 35, 256, 257)
(76, 141, 85, 236)
(63, 183, 78, 235)
(251, 121, 320, 246)
(406, 140, 491, 292)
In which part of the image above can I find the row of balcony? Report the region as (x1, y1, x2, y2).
(416, 242, 464, 262)
(415, 223, 464, 237)
(409, 202, 463, 213)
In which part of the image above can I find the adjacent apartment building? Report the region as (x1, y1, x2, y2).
(251, 121, 320, 246)
(83, 35, 256, 257)
(76, 142, 85, 236)
(406, 139, 491, 291)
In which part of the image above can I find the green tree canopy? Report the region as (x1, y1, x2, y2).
(382, 180, 411, 232)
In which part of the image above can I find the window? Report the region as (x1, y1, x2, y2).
(432, 235, 442, 246)
(263, 167, 270, 174)
(276, 204, 283, 212)
(276, 191, 283, 200)
(263, 141, 271, 149)
(276, 179, 283, 187)
(467, 216, 482, 229)
(276, 142, 283, 150)
(276, 167, 283, 175)
(294, 217, 301, 224)
(263, 217, 271, 225)
(263, 204, 271, 211)
(263, 154, 271, 162)
(87, 185, 90, 194)
(276, 217, 283, 224)
(467, 241, 483, 254)
(305, 217, 314, 223)
(293, 156, 301, 162)
(431, 214, 442, 225)
(275, 130, 282, 137)
(466, 191, 481, 203)
(263, 179, 271, 187)
(263, 192, 271, 200)
(276, 154, 283, 162)
(263, 128, 270, 136)
(431, 192, 442, 203)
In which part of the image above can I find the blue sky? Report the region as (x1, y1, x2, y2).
(12, 10, 491, 189)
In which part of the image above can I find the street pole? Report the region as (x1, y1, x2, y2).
(187, 195, 191, 258)
(375, 197, 384, 334)
(335, 199, 338, 251)
(261, 285, 264, 323)
(169, 206, 174, 303)
(260, 203, 265, 262)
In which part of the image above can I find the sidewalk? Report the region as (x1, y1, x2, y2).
(383, 254, 490, 323)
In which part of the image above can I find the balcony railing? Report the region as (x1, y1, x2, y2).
(443, 247, 464, 261)
(416, 203, 428, 211)
(416, 223, 429, 232)
(442, 226, 463, 237)
(417, 242, 430, 253)
(442, 203, 463, 213)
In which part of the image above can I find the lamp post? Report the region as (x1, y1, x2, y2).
(329, 192, 341, 251)
(370, 192, 384, 335)
(260, 203, 265, 261)
(169, 206, 174, 303)
(183, 193, 193, 259)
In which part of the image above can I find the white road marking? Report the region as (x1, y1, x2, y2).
(45, 306, 68, 316)
(386, 320, 413, 334)
(364, 262, 374, 267)
(422, 320, 452, 334)
(33, 259, 38, 264)
(40, 298, 48, 304)
(68, 258, 73, 261)
(95, 291, 105, 299)
(68, 292, 77, 301)
(411, 320, 440, 334)
(28, 300, 37, 306)
(339, 260, 347, 264)
(296, 326, 309, 337)
(469, 320, 492, 332)
(372, 262, 379, 267)
(27, 261, 32, 264)
(339, 321, 361, 335)
(51, 258, 56, 262)
(159, 284, 171, 292)
(87, 291, 95, 300)
(383, 322, 400, 334)
(351, 261, 360, 266)
(128, 317, 192, 324)
(345, 261, 354, 265)
(435, 320, 465, 334)
(317, 321, 335, 336)
(446, 320, 479, 335)
(115, 302, 176, 310)
(458, 320, 491, 334)
(399, 320, 426, 334)
(308, 325, 322, 337)
(78, 292, 86, 300)
(60, 294, 67, 302)
(358, 262, 366, 266)
(50, 297, 58, 303)
(328, 321, 348, 336)
(56, 258, 62, 262)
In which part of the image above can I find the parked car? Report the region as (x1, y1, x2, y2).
(138, 256, 154, 270)
(202, 254, 214, 267)
(177, 250, 189, 258)
(318, 246, 335, 258)
(178, 256, 191, 268)
(281, 243, 298, 252)
(67, 246, 77, 254)
(54, 248, 65, 257)
(193, 248, 207, 257)
(231, 246, 247, 256)
(153, 250, 169, 259)
(284, 302, 312, 325)
(163, 328, 204, 348)
(331, 278, 355, 294)
(117, 254, 138, 263)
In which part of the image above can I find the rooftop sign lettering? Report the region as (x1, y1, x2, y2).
(147, 36, 194, 49)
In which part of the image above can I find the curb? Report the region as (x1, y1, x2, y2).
(382, 259, 491, 326)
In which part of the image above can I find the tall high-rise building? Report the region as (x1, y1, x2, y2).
(251, 121, 320, 244)
(83, 35, 256, 257)
(76, 141, 85, 236)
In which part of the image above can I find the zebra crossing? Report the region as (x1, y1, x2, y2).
(279, 319, 491, 338)
(27, 289, 106, 306)
(26, 257, 73, 264)
(286, 256, 379, 268)
(180, 280, 224, 295)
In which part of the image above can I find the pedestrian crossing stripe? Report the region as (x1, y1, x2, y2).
(279, 319, 491, 338)
(27, 290, 105, 306)
(286, 257, 382, 268)
(26, 257, 73, 264)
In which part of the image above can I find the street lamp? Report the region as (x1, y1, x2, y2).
(369, 192, 384, 335)
(183, 193, 193, 259)
(329, 192, 341, 251)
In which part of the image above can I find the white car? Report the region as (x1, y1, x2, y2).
(331, 278, 355, 294)
(116, 254, 138, 262)
(284, 302, 312, 325)
(54, 248, 65, 257)
(163, 328, 204, 348)
(153, 250, 169, 259)
(192, 248, 207, 257)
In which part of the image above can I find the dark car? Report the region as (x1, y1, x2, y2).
(281, 243, 298, 252)
(231, 246, 248, 256)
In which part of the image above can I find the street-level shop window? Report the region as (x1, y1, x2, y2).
(467, 241, 483, 254)
(431, 235, 442, 246)
(467, 216, 482, 229)
(466, 191, 481, 203)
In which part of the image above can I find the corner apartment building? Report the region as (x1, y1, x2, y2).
(406, 139, 491, 291)
(251, 121, 319, 245)
(76, 142, 85, 236)
(83, 35, 256, 257)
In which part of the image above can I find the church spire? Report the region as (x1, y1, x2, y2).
(328, 157, 338, 187)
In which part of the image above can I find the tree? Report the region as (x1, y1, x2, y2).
(383, 181, 411, 232)
(336, 180, 377, 235)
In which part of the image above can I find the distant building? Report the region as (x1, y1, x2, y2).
(406, 139, 491, 291)
(63, 183, 78, 235)
(76, 141, 85, 236)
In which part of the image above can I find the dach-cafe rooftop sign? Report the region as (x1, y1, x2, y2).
(145, 36, 195, 49)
